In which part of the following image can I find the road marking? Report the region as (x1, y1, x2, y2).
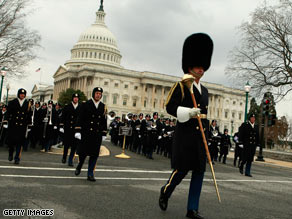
(0, 165, 172, 173)
(1, 174, 292, 183)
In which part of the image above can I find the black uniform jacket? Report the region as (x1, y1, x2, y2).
(5, 98, 31, 145)
(75, 99, 107, 157)
(166, 81, 209, 173)
(62, 103, 81, 144)
(239, 122, 259, 162)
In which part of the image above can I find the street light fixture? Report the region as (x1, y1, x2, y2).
(244, 81, 251, 122)
(6, 83, 10, 105)
(0, 67, 8, 103)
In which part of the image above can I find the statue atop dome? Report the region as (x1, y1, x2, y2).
(99, 0, 104, 12)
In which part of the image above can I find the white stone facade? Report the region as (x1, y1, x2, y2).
(52, 3, 249, 135)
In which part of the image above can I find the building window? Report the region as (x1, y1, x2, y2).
(124, 84, 128, 88)
(145, 87, 148, 92)
(115, 83, 119, 88)
(233, 101, 236, 105)
(123, 99, 127, 106)
(225, 111, 228, 119)
(104, 81, 108, 86)
(240, 102, 243, 106)
(113, 95, 117, 104)
(153, 101, 156, 108)
(144, 100, 147, 107)
(134, 86, 138, 90)
(232, 112, 235, 118)
(133, 99, 137, 107)
(239, 113, 242, 120)
(103, 95, 107, 103)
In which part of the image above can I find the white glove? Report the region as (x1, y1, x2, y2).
(136, 127, 140, 130)
(239, 144, 243, 148)
(59, 128, 64, 133)
(53, 126, 57, 130)
(189, 108, 201, 118)
(102, 136, 106, 141)
(158, 136, 162, 140)
(138, 135, 141, 138)
(75, 132, 81, 140)
(3, 124, 8, 129)
(208, 142, 211, 146)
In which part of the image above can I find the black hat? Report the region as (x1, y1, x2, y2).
(249, 113, 256, 119)
(92, 87, 103, 98)
(166, 118, 171, 122)
(72, 93, 79, 100)
(2, 104, 7, 108)
(182, 33, 213, 73)
(42, 102, 47, 106)
(55, 102, 61, 106)
(145, 114, 151, 118)
(109, 111, 115, 116)
(116, 116, 120, 120)
(139, 113, 144, 117)
(48, 100, 53, 105)
(127, 113, 133, 119)
(224, 129, 228, 133)
(133, 114, 137, 118)
(35, 101, 40, 105)
(28, 98, 34, 104)
(211, 120, 217, 124)
(153, 112, 158, 117)
(17, 88, 27, 98)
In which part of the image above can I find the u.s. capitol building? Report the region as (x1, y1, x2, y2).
(52, 2, 248, 134)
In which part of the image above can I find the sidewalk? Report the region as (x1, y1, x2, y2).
(228, 151, 292, 169)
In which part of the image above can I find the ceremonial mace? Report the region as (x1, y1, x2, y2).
(182, 74, 221, 203)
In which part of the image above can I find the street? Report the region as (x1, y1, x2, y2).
(0, 141, 292, 219)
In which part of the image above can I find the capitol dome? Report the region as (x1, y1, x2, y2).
(65, 3, 122, 68)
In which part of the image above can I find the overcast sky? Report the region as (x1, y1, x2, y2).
(5, 0, 291, 118)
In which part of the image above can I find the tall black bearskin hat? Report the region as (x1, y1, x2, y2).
(72, 93, 79, 100)
(92, 87, 103, 98)
(182, 33, 213, 73)
(17, 88, 27, 98)
(153, 112, 158, 117)
(48, 100, 53, 105)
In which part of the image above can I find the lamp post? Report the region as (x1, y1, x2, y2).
(244, 81, 251, 122)
(0, 67, 8, 103)
(6, 83, 10, 105)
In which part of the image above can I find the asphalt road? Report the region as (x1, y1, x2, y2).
(0, 141, 292, 219)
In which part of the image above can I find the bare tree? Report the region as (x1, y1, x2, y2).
(0, 0, 41, 78)
(225, 0, 292, 101)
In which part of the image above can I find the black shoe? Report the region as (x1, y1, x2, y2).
(223, 161, 226, 164)
(87, 176, 96, 182)
(245, 173, 253, 177)
(75, 168, 81, 176)
(14, 160, 20, 165)
(186, 210, 204, 219)
(8, 155, 13, 161)
(61, 158, 66, 164)
(239, 166, 243, 174)
(68, 163, 74, 167)
(159, 187, 168, 211)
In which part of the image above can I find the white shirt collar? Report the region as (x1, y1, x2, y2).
(249, 121, 255, 128)
(91, 97, 100, 109)
(18, 98, 25, 107)
(72, 102, 78, 109)
(193, 80, 201, 94)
